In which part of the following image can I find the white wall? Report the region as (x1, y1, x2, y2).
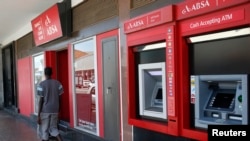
(1, 0, 84, 46)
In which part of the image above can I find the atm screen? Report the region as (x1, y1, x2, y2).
(153, 87, 163, 107)
(211, 93, 235, 109)
(155, 88, 163, 99)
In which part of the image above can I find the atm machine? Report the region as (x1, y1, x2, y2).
(138, 62, 167, 120)
(193, 74, 248, 129)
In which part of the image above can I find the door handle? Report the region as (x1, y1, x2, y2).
(106, 87, 111, 94)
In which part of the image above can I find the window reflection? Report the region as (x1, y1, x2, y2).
(73, 38, 97, 133)
(33, 53, 44, 114)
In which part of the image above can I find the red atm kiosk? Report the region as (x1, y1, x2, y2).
(125, 0, 250, 140)
(176, 0, 250, 140)
(125, 5, 179, 136)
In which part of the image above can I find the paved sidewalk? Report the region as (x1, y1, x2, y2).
(0, 110, 40, 141)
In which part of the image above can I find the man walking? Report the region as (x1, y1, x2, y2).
(37, 67, 64, 141)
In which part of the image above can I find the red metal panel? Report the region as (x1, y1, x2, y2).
(127, 24, 168, 47)
(127, 48, 136, 120)
(17, 56, 32, 117)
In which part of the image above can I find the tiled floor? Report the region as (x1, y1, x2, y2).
(0, 110, 41, 141)
(0, 110, 71, 141)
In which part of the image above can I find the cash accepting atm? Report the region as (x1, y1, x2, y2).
(194, 74, 248, 129)
(138, 62, 167, 120)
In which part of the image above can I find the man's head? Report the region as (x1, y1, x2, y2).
(44, 67, 52, 77)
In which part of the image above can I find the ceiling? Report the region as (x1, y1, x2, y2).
(0, 0, 60, 46)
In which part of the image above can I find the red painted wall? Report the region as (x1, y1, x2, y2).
(57, 49, 70, 122)
(45, 51, 57, 79)
(17, 56, 33, 117)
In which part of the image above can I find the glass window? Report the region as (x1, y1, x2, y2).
(72, 37, 97, 134)
(33, 53, 44, 114)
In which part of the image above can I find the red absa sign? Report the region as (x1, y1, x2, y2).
(31, 4, 63, 46)
(176, 0, 249, 20)
(124, 6, 173, 33)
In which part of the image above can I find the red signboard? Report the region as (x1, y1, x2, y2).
(181, 9, 245, 32)
(124, 6, 173, 33)
(176, 0, 249, 20)
(31, 4, 63, 46)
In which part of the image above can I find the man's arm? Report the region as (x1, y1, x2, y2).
(37, 96, 44, 124)
(58, 83, 64, 113)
